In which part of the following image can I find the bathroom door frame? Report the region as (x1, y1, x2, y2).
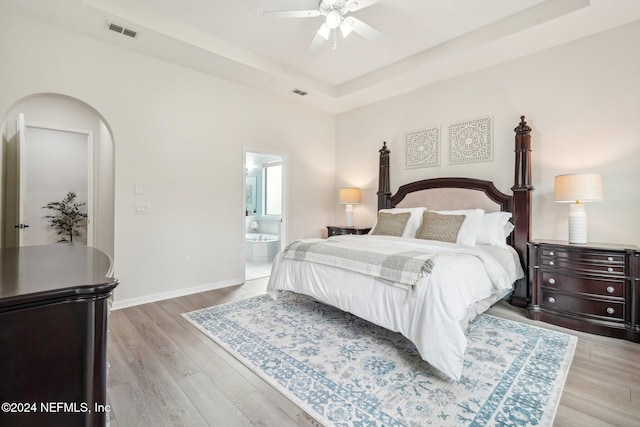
(242, 147, 288, 281)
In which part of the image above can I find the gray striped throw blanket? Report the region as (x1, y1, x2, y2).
(283, 235, 440, 291)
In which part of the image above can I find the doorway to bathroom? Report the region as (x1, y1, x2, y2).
(243, 149, 286, 281)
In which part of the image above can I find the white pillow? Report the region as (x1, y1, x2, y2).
(432, 209, 485, 246)
(369, 207, 426, 238)
(477, 212, 514, 247)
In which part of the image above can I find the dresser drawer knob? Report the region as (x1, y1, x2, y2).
(607, 267, 613, 273)
(549, 261, 555, 266)
(607, 256, 613, 262)
(606, 286, 615, 294)
(548, 278, 556, 285)
(606, 307, 615, 315)
(548, 297, 556, 304)
(549, 251, 555, 256)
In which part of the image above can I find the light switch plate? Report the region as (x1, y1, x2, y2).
(134, 203, 151, 214)
(134, 183, 143, 195)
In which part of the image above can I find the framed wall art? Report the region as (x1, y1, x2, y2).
(448, 116, 493, 165)
(405, 127, 440, 169)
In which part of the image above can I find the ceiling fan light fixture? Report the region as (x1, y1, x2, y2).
(317, 23, 331, 40)
(340, 20, 354, 38)
(325, 10, 342, 29)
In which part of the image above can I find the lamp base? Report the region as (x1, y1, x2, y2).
(345, 204, 354, 227)
(568, 203, 587, 244)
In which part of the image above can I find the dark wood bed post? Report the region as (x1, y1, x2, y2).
(510, 116, 533, 308)
(377, 142, 391, 210)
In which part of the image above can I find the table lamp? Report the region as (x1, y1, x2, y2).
(339, 188, 361, 227)
(554, 173, 603, 244)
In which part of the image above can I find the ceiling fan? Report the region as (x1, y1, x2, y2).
(265, 0, 384, 51)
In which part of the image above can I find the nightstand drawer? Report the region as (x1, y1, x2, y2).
(541, 271, 624, 297)
(541, 290, 625, 321)
(541, 258, 625, 275)
(542, 247, 626, 264)
(327, 226, 371, 236)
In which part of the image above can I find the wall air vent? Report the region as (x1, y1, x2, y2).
(292, 89, 308, 96)
(106, 21, 138, 38)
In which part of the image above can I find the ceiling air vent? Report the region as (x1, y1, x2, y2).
(106, 21, 138, 39)
(292, 89, 308, 96)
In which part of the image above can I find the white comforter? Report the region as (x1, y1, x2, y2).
(267, 234, 523, 380)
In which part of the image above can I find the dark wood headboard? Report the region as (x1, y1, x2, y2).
(376, 116, 533, 307)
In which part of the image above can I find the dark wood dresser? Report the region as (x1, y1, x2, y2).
(327, 225, 372, 237)
(0, 244, 119, 427)
(528, 239, 640, 342)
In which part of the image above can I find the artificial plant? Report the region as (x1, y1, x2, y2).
(42, 191, 88, 243)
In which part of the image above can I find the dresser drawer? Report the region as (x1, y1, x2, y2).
(541, 271, 624, 298)
(542, 247, 626, 264)
(541, 257, 625, 275)
(541, 289, 625, 321)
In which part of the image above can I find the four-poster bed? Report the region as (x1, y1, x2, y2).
(267, 116, 534, 380)
(376, 116, 533, 306)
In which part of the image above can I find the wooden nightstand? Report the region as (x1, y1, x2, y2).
(327, 226, 371, 237)
(528, 239, 640, 342)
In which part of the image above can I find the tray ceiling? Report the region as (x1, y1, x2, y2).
(2, 0, 640, 113)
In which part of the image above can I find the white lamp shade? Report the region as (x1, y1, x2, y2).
(554, 174, 603, 203)
(339, 188, 361, 204)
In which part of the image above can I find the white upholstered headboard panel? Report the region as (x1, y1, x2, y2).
(395, 188, 502, 212)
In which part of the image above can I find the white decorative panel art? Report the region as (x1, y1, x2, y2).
(405, 127, 440, 169)
(448, 116, 493, 165)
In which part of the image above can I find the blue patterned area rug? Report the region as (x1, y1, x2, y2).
(183, 292, 576, 427)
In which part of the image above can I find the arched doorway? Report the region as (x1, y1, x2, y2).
(0, 93, 115, 258)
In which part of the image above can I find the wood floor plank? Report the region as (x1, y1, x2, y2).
(106, 279, 640, 426)
(125, 304, 201, 381)
(177, 372, 254, 427)
(140, 298, 307, 426)
(108, 381, 167, 427)
(109, 307, 210, 426)
(552, 404, 616, 427)
(559, 390, 638, 427)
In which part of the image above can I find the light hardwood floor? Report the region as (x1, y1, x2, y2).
(107, 278, 640, 426)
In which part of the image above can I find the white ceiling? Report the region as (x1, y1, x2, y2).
(3, 0, 640, 113)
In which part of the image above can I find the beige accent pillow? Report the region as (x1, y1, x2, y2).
(368, 207, 426, 238)
(432, 208, 484, 246)
(416, 211, 466, 243)
(371, 212, 411, 237)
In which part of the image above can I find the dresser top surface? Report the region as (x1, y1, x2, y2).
(530, 239, 639, 252)
(0, 243, 118, 307)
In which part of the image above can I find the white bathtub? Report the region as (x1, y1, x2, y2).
(245, 233, 280, 262)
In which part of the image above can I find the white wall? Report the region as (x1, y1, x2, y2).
(336, 20, 640, 248)
(0, 11, 335, 306)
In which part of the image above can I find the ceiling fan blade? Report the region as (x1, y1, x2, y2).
(309, 30, 327, 51)
(344, 17, 383, 41)
(344, 0, 383, 13)
(264, 9, 321, 18)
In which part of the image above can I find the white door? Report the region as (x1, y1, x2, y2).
(17, 114, 94, 246)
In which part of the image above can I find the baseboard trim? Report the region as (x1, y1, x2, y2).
(111, 278, 243, 310)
